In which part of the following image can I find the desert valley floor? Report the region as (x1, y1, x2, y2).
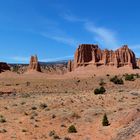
(0, 66, 139, 140)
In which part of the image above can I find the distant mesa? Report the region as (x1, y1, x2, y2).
(28, 55, 41, 72)
(68, 44, 138, 71)
(0, 62, 10, 73)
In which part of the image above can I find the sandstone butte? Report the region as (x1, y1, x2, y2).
(28, 55, 41, 72)
(68, 44, 138, 72)
(0, 62, 10, 73)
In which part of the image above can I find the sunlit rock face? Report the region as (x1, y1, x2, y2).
(28, 55, 41, 72)
(73, 44, 137, 69)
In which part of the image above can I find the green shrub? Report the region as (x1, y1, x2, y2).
(110, 76, 124, 84)
(100, 86, 106, 93)
(68, 125, 77, 133)
(102, 113, 109, 126)
(94, 88, 101, 95)
(94, 86, 106, 95)
(125, 74, 135, 81)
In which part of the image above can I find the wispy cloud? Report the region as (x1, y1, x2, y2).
(62, 13, 120, 50)
(41, 32, 79, 46)
(62, 13, 86, 22)
(85, 22, 119, 49)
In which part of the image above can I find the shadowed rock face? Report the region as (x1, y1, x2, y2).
(73, 44, 137, 69)
(137, 59, 140, 68)
(67, 60, 74, 72)
(28, 55, 41, 72)
(0, 62, 10, 72)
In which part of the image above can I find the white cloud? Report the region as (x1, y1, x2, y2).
(62, 13, 120, 50)
(84, 22, 119, 50)
(62, 13, 86, 22)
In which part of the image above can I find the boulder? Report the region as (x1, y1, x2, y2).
(28, 55, 41, 72)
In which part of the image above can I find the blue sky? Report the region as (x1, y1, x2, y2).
(0, 0, 140, 63)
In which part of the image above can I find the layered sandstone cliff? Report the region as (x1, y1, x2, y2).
(73, 44, 137, 69)
(28, 55, 41, 72)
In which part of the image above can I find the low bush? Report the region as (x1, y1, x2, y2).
(125, 74, 135, 81)
(102, 113, 109, 126)
(94, 86, 106, 95)
(110, 76, 124, 84)
(68, 125, 77, 133)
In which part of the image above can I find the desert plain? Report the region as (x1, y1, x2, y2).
(0, 65, 139, 140)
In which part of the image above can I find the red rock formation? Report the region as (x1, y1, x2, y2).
(0, 62, 10, 72)
(137, 59, 140, 68)
(67, 60, 73, 72)
(74, 44, 100, 68)
(74, 44, 136, 69)
(114, 45, 136, 68)
(28, 55, 41, 72)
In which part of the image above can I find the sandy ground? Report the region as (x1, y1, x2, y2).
(0, 67, 139, 140)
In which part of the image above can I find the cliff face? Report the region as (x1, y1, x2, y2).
(28, 55, 41, 72)
(73, 44, 137, 69)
